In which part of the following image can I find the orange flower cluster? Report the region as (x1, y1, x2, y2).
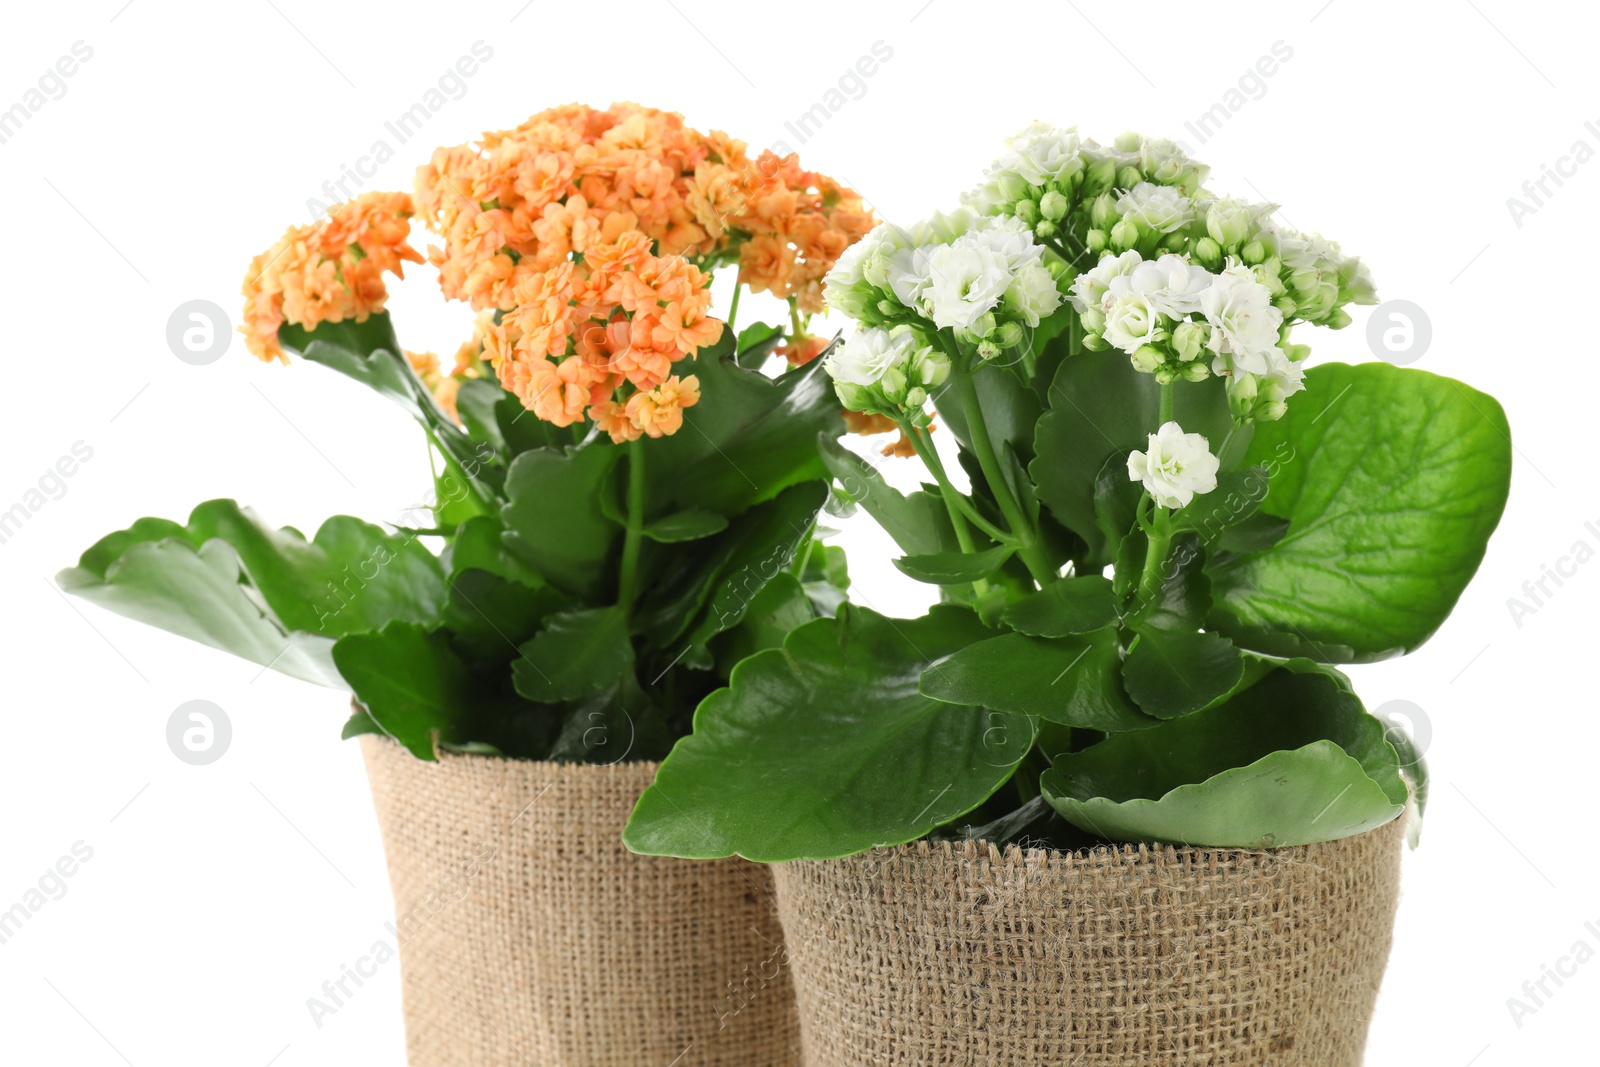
(240, 192, 423, 363)
(411, 102, 871, 440)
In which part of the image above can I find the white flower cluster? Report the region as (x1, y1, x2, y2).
(1071, 249, 1304, 421)
(822, 324, 951, 418)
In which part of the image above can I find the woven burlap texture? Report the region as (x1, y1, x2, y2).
(773, 815, 1405, 1067)
(361, 735, 799, 1067)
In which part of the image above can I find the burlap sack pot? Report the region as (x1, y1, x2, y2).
(772, 814, 1406, 1067)
(360, 735, 800, 1067)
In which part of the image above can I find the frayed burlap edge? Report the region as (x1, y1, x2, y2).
(360, 735, 799, 1067)
(773, 815, 1405, 1067)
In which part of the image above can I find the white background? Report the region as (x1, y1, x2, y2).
(0, 1, 1591, 1063)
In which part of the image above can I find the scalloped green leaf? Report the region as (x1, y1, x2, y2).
(57, 500, 447, 687)
(894, 546, 1015, 585)
(1207, 362, 1512, 662)
(624, 605, 1035, 862)
(1002, 575, 1118, 636)
(920, 627, 1158, 732)
(1041, 667, 1407, 847)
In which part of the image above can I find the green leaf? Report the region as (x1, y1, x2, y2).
(1040, 666, 1407, 847)
(334, 622, 478, 760)
(501, 442, 621, 599)
(445, 515, 544, 587)
(733, 321, 785, 370)
(894, 546, 1015, 585)
(1172, 467, 1269, 544)
(623, 606, 1035, 862)
(818, 434, 956, 557)
(441, 569, 568, 666)
(1131, 532, 1210, 631)
(454, 377, 557, 461)
(640, 349, 844, 517)
(58, 501, 447, 687)
(1032, 351, 1233, 566)
(643, 509, 730, 543)
(1121, 629, 1243, 719)
(1002, 575, 1118, 636)
(635, 481, 828, 661)
(1092, 452, 1141, 558)
(710, 572, 816, 673)
(512, 606, 634, 703)
(1206, 363, 1511, 662)
(920, 627, 1158, 732)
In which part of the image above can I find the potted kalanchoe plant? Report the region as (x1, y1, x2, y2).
(59, 102, 872, 1067)
(625, 125, 1512, 1066)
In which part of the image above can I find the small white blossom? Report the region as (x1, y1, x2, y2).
(1200, 264, 1284, 375)
(1116, 182, 1194, 234)
(1005, 122, 1084, 186)
(1125, 253, 1214, 318)
(824, 326, 916, 388)
(1101, 287, 1160, 353)
(1127, 422, 1220, 509)
(1004, 262, 1063, 327)
(925, 238, 1013, 332)
(1070, 249, 1143, 313)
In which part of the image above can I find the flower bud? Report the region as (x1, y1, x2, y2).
(1193, 236, 1222, 268)
(1257, 400, 1287, 422)
(879, 366, 908, 403)
(1241, 240, 1266, 265)
(1274, 296, 1298, 316)
(1014, 199, 1041, 225)
(1079, 307, 1106, 334)
(977, 340, 1001, 360)
(1110, 219, 1140, 250)
(1085, 156, 1118, 192)
(1205, 199, 1253, 249)
(1182, 360, 1211, 382)
(997, 321, 1026, 348)
(1117, 164, 1143, 190)
(1325, 307, 1352, 330)
(905, 386, 928, 408)
(877, 298, 899, 317)
(971, 312, 997, 338)
(1039, 190, 1068, 222)
(1081, 333, 1108, 351)
(834, 381, 873, 412)
(1035, 219, 1059, 238)
(1090, 193, 1118, 229)
(997, 172, 1029, 204)
(917, 349, 952, 387)
(1131, 345, 1164, 373)
(1153, 365, 1178, 384)
(1171, 320, 1209, 362)
(1085, 229, 1108, 254)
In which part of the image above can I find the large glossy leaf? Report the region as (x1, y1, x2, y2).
(1002, 575, 1118, 636)
(623, 606, 1035, 862)
(57, 501, 447, 687)
(1120, 629, 1243, 719)
(639, 347, 844, 517)
(1031, 351, 1233, 566)
(512, 606, 634, 703)
(634, 481, 828, 663)
(920, 627, 1157, 731)
(1041, 666, 1407, 847)
(1206, 363, 1512, 662)
(818, 435, 957, 557)
(333, 621, 479, 760)
(894, 546, 1015, 585)
(501, 442, 621, 599)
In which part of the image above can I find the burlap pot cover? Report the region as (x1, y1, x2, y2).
(360, 735, 799, 1067)
(772, 815, 1406, 1067)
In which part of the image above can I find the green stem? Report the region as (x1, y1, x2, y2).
(902, 422, 988, 597)
(1136, 506, 1172, 607)
(618, 437, 647, 614)
(907, 424, 1017, 546)
(726, 282, 742, 337)
(1159, 379, 1175, 425)
(941, 338, 1057, 587)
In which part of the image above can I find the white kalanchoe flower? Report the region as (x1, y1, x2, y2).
(1200, 264, 1284, 375)
(1125, 253, 1214, 319)
(1127, 422, 1221, 509)
(1101, 279, 1161, 354)
(1005, 122, 1084, 187)
(1116, 182, 1195, 234)
(925, 239, 1013, 332)
(1069, 249, 1143, 313)
(824, 325, 916, 389)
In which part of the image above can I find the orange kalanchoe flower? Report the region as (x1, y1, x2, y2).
(410, 103, 872, 442)
(240, 192, 424, 363)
